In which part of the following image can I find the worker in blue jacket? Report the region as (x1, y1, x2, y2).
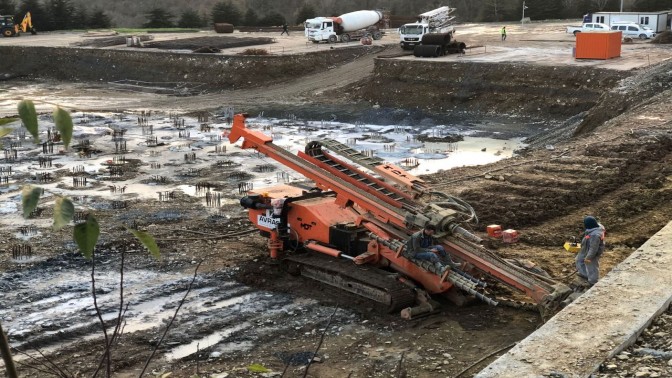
(406, 225, 460, 271)
(576, 215, 606, 287)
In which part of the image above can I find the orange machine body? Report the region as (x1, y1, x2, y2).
(230, 113, 569, 312)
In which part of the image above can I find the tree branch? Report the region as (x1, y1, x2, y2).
(0, 321, 19, 378)
(303, 306, 338, 378)
(139, 260, 203, 377)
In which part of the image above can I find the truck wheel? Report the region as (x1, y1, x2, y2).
(639, 33, 647, 39)
(2, 29, 13, 37)
(372, 31, 382, 40)
(328, 35, 338, 43)
(341, 34, 350, 43)
(573, 31, 580, 36)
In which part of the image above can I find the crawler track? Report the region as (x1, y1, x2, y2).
(284, 252, 417, 313)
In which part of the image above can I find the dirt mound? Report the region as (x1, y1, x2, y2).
(651, 31, 672, 44)
(574, 60, 672, 136)
(144, 36, 274, 50)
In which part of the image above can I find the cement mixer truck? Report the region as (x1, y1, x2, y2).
(304, 10, 384, 43)
(399, 6, 456, 51)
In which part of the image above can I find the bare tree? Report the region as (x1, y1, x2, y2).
(592, 0, 610, 11)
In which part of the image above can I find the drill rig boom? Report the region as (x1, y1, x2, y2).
(229, 114, 570, 317)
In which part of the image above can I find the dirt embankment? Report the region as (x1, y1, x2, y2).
(349, 59, 629, 119)
(0, 45, 383, 90)
(423, 61, 672, 279)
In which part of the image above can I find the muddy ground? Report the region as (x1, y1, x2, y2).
(1, 23, 672, 378)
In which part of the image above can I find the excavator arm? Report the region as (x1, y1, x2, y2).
(20, 12, 35, 34)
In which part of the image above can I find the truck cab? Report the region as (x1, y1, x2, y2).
(1, 15, 17, 37)
(305, 17, 338, 43)
(399, 23, 428, 50)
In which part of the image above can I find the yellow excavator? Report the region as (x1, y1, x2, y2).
(1, 12, 36, 37)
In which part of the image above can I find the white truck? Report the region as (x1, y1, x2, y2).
(399, 6, 456, 50)
(304, 10, 383, 43)
(565, 22, 610, 36)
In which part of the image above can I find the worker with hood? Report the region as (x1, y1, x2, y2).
(576, 215, 606, 287)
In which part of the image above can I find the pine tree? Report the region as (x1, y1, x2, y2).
(71, 4, 88, 29)
(178, 9, 202, 28)
(243, 8, 258, 26)
(259, 11, 285, 27)
(211, 1, 242, 25)
(88, 9, 111, 29)
(144, 8, 174, 28)
(47, 0, 72, 30)
(0, 0, 16, 15)
(294, 3, 316, 24)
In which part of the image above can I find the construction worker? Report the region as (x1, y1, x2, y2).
(281, 23, 289, 36)
(406, 225, 459, 270)
(501, 26, 507, 41)
(575, 215, 606, 287)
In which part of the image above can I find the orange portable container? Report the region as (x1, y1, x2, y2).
(487, 225, 503, 238)
(575, 31, 621, 60)
(502, 229, 519, 243)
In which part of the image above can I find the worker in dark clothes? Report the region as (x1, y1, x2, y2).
(406, 225, 459, 272)
(575, 215, 606, 287)
(281, 23, 289, 36)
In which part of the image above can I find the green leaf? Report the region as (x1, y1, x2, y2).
(129, 229, 160, 259)
(73, 215, 100, 259)
(0, 127, 13, 138)
(22, 185, 42, 219)
(247, 364, 270, 373)
(53, 197, 75, 230)
(0, 117, 18, 126)
(53, 107, 73, 149)
(17, 100, 39, 142)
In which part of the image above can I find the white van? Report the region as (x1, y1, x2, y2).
(610, 22, 656, 39)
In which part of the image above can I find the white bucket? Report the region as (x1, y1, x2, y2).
(126, 37, 133, 47)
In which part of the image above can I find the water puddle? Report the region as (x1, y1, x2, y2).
(164, 322, 252, 360)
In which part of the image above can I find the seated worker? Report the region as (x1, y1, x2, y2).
(406, 224, 459, 270)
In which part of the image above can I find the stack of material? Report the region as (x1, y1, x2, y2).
(214, 23, 234, 33)
(651, 31, 672, 44)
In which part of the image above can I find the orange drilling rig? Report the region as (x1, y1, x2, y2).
(229, 114, 571, 318)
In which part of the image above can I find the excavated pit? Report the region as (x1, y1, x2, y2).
(1, 32, 671, 377)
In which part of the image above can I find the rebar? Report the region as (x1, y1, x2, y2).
(184, 152, 196, 163)
(38, 156, 53, 168)
(238, 182, 253, 194)
(72, 177, 88, 187)
(158, 191, 176, 202)
(4, 149, 17, 162)
(205, 191, 222, 207)
(11, 244, 33, 260)
(17, 225, 37, 236)
(109, 166, 123, 177)
(111, 200, 128, 209)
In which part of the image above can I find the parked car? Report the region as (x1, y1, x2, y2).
(610, 22, 656, 39)
(566, 23, 610, 36)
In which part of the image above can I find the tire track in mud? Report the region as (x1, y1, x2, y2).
(0, 253, 352, 367)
